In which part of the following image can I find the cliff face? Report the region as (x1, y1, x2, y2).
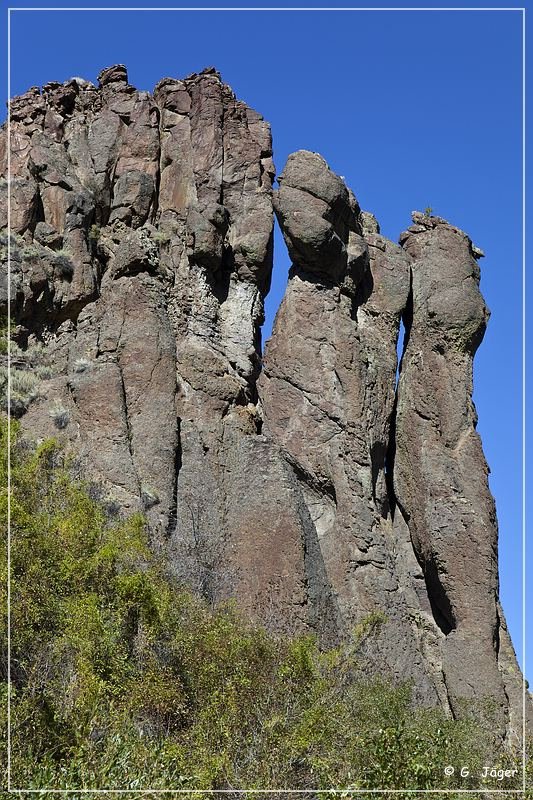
(1, 66, 528, 739)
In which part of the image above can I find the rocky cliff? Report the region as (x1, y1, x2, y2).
(1, 65, 529, 742)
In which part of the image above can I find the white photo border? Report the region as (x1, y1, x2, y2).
(5, 5, 528, 794)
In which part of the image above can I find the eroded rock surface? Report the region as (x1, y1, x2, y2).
(1, 67, 529, 740)
(393, 214, 523, 732)
(260, 152, 437, 701)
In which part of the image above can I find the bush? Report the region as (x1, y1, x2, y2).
(0, 326, 55, 416)
(73, 357, 92, 374)
(151, 229, 172, 245)
(88, 224, 101, 242)
(0, 365, 41, 416)
(48, 403, 70, 429)
(141, 485, 160, 509)
(21, 244, 41, 260)
(0, 417, 527, 794)
(54, 251, 74, 278)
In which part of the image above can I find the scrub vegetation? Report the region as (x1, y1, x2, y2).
(0, 418, 528, 798)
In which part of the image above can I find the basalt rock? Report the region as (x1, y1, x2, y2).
(0, 66, 309, 630)
(262, 152, 438, 702)
(1, 67, 529, 742)
(393, 214, 523, 732)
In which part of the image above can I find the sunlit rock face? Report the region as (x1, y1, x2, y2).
(1, 65, 529, 742)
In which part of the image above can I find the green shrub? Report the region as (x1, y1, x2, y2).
(72, 357, 92, 374)
(0, 417, 527, 794)
(53, 251, 74, 278)
(88, 224, 101, 242)
(151, 229, 172, 245)
(0, 326, 56, 416)
(21, 244, 41, 260)
(0, 365, 41, 416)
(48, 402, 70, 429)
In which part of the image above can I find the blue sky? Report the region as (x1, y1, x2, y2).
(0, 2, 529, 684)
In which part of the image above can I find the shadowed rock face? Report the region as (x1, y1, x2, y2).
(1, 66, 529, 740)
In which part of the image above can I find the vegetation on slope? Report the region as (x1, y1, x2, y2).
(0, 417, 527, 798)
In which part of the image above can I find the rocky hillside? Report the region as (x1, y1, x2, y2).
(0, 65, 529, 742)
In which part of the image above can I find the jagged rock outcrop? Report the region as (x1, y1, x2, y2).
(0, 65, 313, 631)
(1, 66, 529, 741)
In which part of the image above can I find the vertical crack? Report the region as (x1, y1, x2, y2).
(166, 416, 182, 539)
(151, 103, 162, 224)
(117, 357, 141, 496)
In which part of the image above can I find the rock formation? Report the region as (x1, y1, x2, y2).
(1, 66, 529, 742)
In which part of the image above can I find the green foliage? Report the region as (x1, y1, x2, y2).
(151, 229, 172, 245)
(0, 366, 41, 416)
(0, 418, 527, 794)
(88, 224, 101, 242)
(0, 317, 7, 357)
(0, 229, 22, 265)
(424, 205, 434, 217)
(73, 357, 92, 374)
(0, 325, 55, 416)
(21, 243, 41, 260)
(53, 251, 74, 278)
(48, 402, 70, 429)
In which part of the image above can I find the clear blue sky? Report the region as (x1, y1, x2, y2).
(0, 2, 530, 684)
